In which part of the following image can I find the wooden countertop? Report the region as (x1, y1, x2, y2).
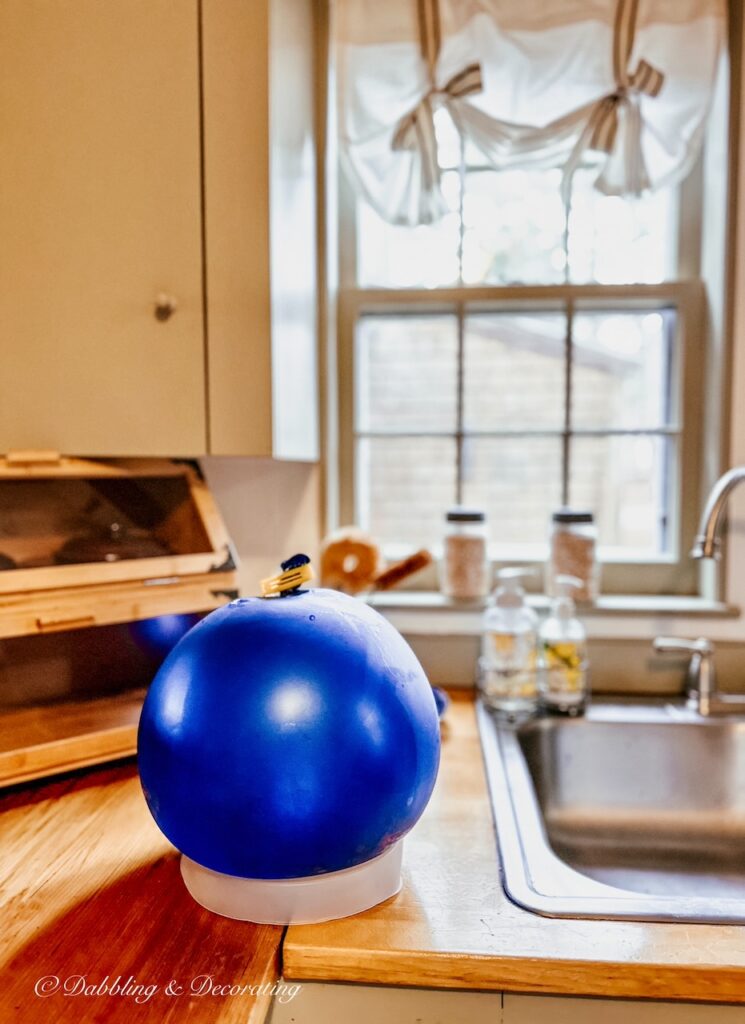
(283, 692, 745, 1003)
(4, 692, 745, 1014)
(0, 763, 283, 1023)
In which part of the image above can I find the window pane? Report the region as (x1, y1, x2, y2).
(464, 313, 566, 431)
(571, 310, 675, 430)
(462, 169, 567, 285)
(355, 171, 462, 289)
(568, 170, 678, 284)
(433, 106, 463, 170)
(356, 163, 678, 289)
(461, 437, 563, 546)
(356, 315, 458, 432)
(356, 437, 456, 548)
(569, 435, 673, 556)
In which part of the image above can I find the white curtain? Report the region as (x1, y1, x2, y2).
(335, 0, 726, 226)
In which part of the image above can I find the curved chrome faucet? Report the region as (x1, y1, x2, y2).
(691, 466, 745, 559)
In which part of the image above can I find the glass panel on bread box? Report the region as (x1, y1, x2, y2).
(0, 473, 212, 571)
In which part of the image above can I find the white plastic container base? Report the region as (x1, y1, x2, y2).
(180, 840, 404, 924)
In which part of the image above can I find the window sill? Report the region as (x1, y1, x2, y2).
(367, 591, 739, 638)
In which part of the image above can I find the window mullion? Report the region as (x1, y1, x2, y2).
(561, 296, 574, 507)
(455, 303, 465, 505)
(455, 131, 467, 506)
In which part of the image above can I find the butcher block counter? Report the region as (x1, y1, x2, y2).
(2, 692, 745, 1024)
(0, 763, 284, 1023)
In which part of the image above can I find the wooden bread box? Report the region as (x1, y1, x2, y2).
(0, 454, 238, 787)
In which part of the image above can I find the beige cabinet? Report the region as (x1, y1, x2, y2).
(268, 984, 745, 1023)
(503, 995, 744, 1024)
(0, 0, 317, 460)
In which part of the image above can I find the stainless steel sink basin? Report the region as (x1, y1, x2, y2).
(477, 699, 745, 923)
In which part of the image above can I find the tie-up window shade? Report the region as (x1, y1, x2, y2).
(336, 0, 725, 226)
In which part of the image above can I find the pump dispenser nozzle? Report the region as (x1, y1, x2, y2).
(496, 567, 537, 581)
(493, 567, 537, 609)
(553, 574, 582, 594)
(551, 575, 582, 617)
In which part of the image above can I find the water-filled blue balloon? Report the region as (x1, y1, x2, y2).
(138, 589, 440, 880)
(130, 613, 202, 660)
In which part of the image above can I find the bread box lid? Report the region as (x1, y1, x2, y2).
(0, 454, 238, 638)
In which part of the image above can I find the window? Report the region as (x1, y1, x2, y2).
(337, 114, 708, 596)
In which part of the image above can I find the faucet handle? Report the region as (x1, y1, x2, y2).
(653, 636, 716, 713)
(653, 636, 713, 656)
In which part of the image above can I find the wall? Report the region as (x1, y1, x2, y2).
(723, 3, 745, 634)
(648, 4, 745, 645)
(405, 632, 745, 690)
(201, 458, 322, 595)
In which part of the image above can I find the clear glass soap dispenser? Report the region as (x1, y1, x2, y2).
(478, 568, 538, 719)
(538, 574, 589, 715)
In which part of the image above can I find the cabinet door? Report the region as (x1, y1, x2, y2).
(0, 1, 206, 456)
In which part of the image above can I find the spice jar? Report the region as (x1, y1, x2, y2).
(440, 507, 489, 600)
(547, 509, 599, 603)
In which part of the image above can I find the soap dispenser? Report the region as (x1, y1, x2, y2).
(539, 574, 588, 715)
(478, 568, 538, 718)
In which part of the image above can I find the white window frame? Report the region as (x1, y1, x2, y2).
(340, 282, 706, 595)
(329, 75, 724, 598)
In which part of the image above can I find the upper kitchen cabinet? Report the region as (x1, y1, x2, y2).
(0, 1, 206, 457)
(0, 0, 318, 460)
(202, 0, 318, 459)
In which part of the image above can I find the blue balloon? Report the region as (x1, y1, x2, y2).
(130, 613, 202, 659)
(138, 589, 440, 880)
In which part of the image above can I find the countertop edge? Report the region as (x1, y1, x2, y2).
(282, 946, 745, 1003)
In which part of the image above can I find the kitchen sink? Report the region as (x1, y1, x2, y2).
(477, 699, 745, 923)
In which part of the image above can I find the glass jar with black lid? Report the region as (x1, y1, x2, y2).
(440, 507, 489, 601)
(547, 508, 599, 602)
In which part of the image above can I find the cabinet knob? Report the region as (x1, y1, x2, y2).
(154, 293, 178, 322)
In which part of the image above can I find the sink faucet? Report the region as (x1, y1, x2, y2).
(691, 466, 745, 559)
(653, 636, 745, 716)
(657, 468, 745, 713)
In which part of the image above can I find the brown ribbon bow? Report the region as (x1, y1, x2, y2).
(390, 62, 483, 218)
(588, 58, 665, 156)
